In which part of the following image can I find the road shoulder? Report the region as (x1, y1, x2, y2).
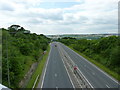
(37, 44, 52, 88)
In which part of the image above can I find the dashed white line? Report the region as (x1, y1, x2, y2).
(61, 58, 75, 89)
(56, 86, 58, 90)
(55, 73, 57, 77)
(58, 44, 75, 89)
(60, 45, 94, 88)
(59, 44, 94, 88)
(63, 43, 119, 84)
(92, 72, 95, 75)
(67, 62, 82, 88)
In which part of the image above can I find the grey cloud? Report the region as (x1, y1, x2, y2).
(93, 18, 117, 25)
(17, 10, 63, 21)
(0, 4, 14, 11)
(0, 0, 118, 34)
(59, 16, 88, 25)
(39, 13, 63, 20)
(26, 18, 44, 24)
(79, 16, 88, 21)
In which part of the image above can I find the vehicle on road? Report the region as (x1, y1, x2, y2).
(73, 66, 77, 74)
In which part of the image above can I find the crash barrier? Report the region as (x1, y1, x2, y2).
(59, 45, 93, 89)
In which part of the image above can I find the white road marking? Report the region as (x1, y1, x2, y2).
(67, 62, 82, 88)
(77, 68, 94, 88)
(41, 44, 52, 88)
(92, 72, 95, 75)
(63, 43, 119, 85)
(55, 73, 57, 77)
(56, 86, 58, 90)
(60, 45, 94, 88)
(59, 44, 93, 88)
(57, 45, 75, 88)
(61, 58, 75, 89)
(106, 85, 110, 88)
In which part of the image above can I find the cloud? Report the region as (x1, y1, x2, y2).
(0, 5, 14, 11)
(0, 0, 118, 34)
(26, 18, 44, 24)
(0, 1, 14, 11)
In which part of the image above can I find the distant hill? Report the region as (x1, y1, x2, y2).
(47, 33, 118, 40)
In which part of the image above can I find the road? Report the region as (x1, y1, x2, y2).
(38, 42, 119, 88)
(38, 42, 73, 88)
(58, 42, 119, 88)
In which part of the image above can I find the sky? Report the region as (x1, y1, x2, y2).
(0, 0, 119, 35)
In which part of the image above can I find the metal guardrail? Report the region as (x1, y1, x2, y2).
(59, 45, 93, 89)
(76, 69, 93, 88)
(32, 75, 39, 89)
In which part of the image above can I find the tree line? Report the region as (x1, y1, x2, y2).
(1, 25, 50, 88)
(59, 36, 120, 76)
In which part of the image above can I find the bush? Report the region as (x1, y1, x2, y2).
(59, 36, 120, 75)
(2, 27, 50, 88)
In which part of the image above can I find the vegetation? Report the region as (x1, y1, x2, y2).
(26, 45, 50, 88)
(59, 36, 120, 80)
(1, 25, 50, 88)
(0, 30, 2, 84)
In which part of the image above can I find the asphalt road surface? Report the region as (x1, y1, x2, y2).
(38, 42, 119, 89)
(40, 42, 73, 88)
(58, 42, 119, 88)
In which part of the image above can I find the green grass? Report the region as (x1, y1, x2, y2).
(23, 56, 34, 76)
(26, 45, 50, 88)
(18, 56, 34, 88)
(68, 46, 120, 81)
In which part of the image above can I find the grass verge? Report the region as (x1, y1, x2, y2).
(68, 46, 120, 81)
(26, 45, 50, 88)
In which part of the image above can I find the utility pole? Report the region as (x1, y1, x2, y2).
(6, 34, 10, 87)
